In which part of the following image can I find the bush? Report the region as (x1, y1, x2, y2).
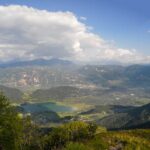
(64, 142, 92, 150)
(43, 121, 97, 149)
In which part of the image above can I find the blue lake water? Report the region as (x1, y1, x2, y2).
(21, 102, 74, 113)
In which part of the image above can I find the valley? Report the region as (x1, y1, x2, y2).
(1, 2, 150, 149)
(0, 62, 150, 130)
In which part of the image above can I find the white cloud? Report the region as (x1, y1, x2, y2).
(0, 5, 149, 64)
(80, 16, 87, 21)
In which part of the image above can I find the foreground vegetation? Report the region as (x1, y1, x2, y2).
(0, 94, 150, 150)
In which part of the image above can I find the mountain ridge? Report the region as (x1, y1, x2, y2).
(0, 58, 73, 68)
(97, 103, 150, 130)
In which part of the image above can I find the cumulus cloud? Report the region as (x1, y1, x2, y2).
(0, 5, 149, 64)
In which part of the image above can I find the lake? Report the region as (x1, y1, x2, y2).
(21, 102, 74, 113)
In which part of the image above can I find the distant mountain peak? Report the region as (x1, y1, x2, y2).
(0, 58, 73, 68)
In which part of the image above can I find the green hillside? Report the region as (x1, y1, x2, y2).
(97, 103, 150, 130)
(0, 85, 23, 102)
(30, 86, 91, 101)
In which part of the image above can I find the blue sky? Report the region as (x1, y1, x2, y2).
(0, 0, 150, 64)
(0, 0, 150, 54)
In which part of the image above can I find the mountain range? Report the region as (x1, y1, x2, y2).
(0, 59, 150, 90)
(0, 58, 73, 68)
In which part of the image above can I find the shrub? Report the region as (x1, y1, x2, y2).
(64, 142, 92, 150)
(43, 121, 97, 149)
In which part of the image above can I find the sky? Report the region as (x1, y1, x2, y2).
(0, 0, 150, 64)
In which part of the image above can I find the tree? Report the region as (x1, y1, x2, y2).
(0, 93, 23, 150)
(0, 93, 44, 150)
